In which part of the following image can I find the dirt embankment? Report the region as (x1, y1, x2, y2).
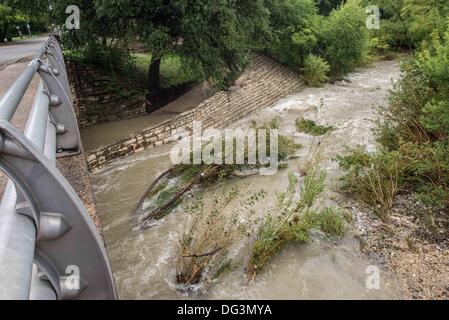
(347, 194, 449, 299)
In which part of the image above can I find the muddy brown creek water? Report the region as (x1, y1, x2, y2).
(89, 61, 402, 299)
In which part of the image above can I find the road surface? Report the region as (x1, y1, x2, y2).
(0, 35, 48, 68)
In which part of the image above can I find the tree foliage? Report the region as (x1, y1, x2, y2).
(0, 0, 52, 41)
(0, 3, 28, 42)
(265, 0, 320, 70)
(95, 0, 271, 89)
(362, 0, 449, 48)
(50, 0, 130, 48)
(49, 0, 449, 88)
(265, 0, 369, 77)
(314, 0, 345, 15)
(320, 0, 368, 76)
(402, 0, 449, 45)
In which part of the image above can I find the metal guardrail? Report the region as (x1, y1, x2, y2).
(0, 34, 116, 299)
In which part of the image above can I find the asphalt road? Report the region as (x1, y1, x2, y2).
(0, 35, 48, 67)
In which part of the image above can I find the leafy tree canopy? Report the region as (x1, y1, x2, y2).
(320, 0, 368, 76)
(265, 0, 320, 69)
(402, 0, 449, 45)
(0, 2, 29, 42)
(95, 0, 271, 88)
(362, 0, 449, 48)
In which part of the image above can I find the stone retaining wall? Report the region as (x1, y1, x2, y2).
(66, 60, 148, 128)
(86, 55, 303, 171)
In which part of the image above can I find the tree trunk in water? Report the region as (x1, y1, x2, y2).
(148, 56, 161, 92)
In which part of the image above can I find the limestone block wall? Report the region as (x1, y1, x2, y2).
(86, 55, 303, 171)
(66, 60, 148, 128)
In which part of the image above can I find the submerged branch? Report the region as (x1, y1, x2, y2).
(182, 247, 223, 258)
(135, 120, 301, 228)
(136, 165, 222, 226)
(135, 168, 174, 214)
(137, 176, 199, 225)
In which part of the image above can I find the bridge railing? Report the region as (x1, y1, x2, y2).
(0, 34, 116, 300)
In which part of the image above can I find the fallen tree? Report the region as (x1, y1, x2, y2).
(135, 119, 301, 228)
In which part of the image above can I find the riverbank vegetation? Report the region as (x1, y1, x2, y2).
(175, 155, 347, 289)
(247, 166, 346, 279)
(15, 0, 435, 95)
(338, 3, 449, 225)
(176, 188, 265, 286)
(302, 54, 330, 86)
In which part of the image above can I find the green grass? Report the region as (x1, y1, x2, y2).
(296, 118, 333, 136)
(314, 207, 346, 237)
(132, 53, 199, 88)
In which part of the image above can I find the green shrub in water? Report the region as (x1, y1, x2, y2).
(296, 118, 333, 136)
(302, 54, 330, 86)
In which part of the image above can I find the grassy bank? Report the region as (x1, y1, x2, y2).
(132, 53, 200, 88)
